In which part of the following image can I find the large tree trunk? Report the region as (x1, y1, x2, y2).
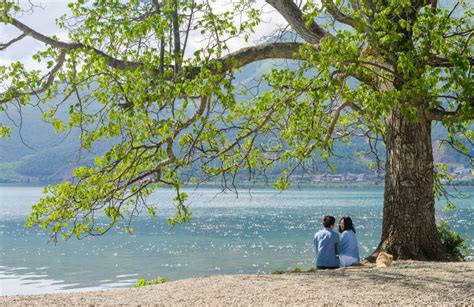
(374, 108, 448, 260)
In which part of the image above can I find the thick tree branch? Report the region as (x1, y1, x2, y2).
(427, 103, 474, 121)
(8, 16, 143, 71)
(322, 0, 356, 28)
(428, 109, 464, 121)
(217, 42, 305, 72)
(7, 15, 306, 73)
(429, 55, 474, 67)
(266, 0, 332, 44)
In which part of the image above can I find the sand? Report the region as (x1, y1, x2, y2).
(2, 261, 473, 306)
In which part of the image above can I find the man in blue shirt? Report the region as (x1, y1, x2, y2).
(314, 215, 340, 269)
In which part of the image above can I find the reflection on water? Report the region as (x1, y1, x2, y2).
(1, 186, 473, 295)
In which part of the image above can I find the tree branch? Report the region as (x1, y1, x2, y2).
(7, 15, 307, 73)
(217, 42, 306, 72)
(427, 104, 474, 121)
(429, 55, 474, 67)
(266, 0, 332, 44)
(0, 33, 26, 50)
(0, 50, 67, 105)
(322, 0, 356, 28)
(8, 16, 144, 71)
(171, 0, 181, 76)
(326, 100, 350, 141)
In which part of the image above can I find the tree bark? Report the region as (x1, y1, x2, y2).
(374, 107, 448, 260)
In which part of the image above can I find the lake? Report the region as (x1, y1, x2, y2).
(1, 185, 473, 295)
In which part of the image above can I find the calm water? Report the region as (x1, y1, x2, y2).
(1, 185, 473, 295)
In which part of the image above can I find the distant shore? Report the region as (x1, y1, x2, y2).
(2, 261, 473, 305)
(1, 179, 473, 188)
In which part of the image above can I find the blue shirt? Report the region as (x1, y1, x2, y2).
(313, 227, 340, 267)
(340, 230, 360, 261)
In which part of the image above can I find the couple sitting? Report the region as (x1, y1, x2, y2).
(313, 215, 360, 269)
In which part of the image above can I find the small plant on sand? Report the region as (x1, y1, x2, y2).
(135, 276, 167, 287)
(438, 220, 470, 261)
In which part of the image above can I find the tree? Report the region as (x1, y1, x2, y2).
(0, 0, 472, 260)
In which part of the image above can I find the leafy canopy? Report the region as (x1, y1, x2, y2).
(0, 0, 472, 240)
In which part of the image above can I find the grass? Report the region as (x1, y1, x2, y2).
(272, 267, 318, 275)
(134, 276, 167, 287)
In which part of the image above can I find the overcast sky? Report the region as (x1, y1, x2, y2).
(0, 0, 289, 70)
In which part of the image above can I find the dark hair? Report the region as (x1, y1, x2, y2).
(323, 215, 336, 228)
(339, 216, 356, 233)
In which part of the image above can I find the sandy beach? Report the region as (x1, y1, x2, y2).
(2, 261, 473, 305)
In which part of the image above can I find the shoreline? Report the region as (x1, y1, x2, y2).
(2, 261, 473, 305)
(1, 180, 473, 188)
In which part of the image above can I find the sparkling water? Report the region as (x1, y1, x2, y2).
(1, 185, 473, 295)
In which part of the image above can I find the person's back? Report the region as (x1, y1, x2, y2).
(314, 216, 340, 269)
(340, 229, 359, 261)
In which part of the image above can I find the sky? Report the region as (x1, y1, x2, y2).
(0, 0, 290, 70)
